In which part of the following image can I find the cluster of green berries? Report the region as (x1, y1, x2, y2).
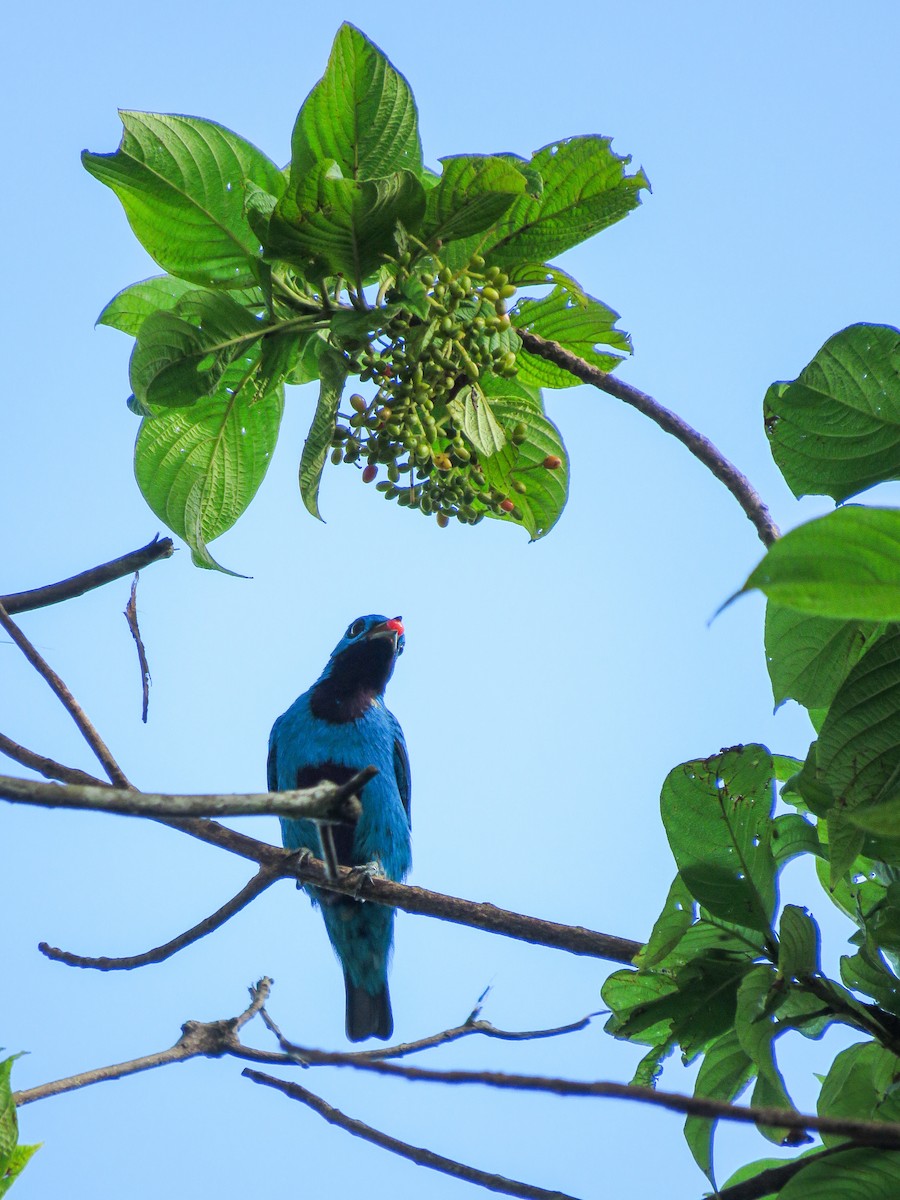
(330, 254, 553, 527)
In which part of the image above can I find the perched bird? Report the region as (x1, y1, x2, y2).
(268, 615, 411, 1042)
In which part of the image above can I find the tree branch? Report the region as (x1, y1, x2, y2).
(275, 1055, 900, 1151)
(0, 536, 175, 614)
(0, 768, 371, 822)
(39, 865, 283, 970)
(0, 733, 109, 788)
(242, 1069, 581, 1200)
(517, 331, 781, 548)
(0, 601, 130, 787)
(124, 574, 151, 723)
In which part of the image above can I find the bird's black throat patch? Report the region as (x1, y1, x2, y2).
(310, 636, 396, 724)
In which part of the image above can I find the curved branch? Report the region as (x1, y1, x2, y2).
(0, 733, 109, 788)
(243, 1070, 581, 1200)
(517, 330, 781, 548)
(39, 865, 282, 970)
(0, 602, 130, 787)
(284, 1055, 900, 1151)
(0, 769, 371, 822)
(0, 536, 174, 614)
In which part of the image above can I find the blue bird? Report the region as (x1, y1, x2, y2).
(268, 615, 411, 1042)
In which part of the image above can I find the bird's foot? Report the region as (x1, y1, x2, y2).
(287, 846, 315, 889)
(345, 860, 385, 898)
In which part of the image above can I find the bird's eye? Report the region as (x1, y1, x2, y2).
(347, 618, 366, 638)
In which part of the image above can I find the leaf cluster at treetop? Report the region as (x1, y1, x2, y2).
(84, 22, 647, 572)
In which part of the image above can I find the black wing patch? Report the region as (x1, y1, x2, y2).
(295, 762, 360, 867)
(393, 737, 412, 828)
(266, 740, 278, 792)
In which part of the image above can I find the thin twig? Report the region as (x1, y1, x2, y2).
(13, 979, 273, 1107)
(0, 535, 175, 614)
(0, 601, 131, 787)
(517, 330, 781, 548)
(124, 574, 151, 723)
(39, 866, 282, 970)
(0, 733, 109, 787)
(258, 1005, 597, 1065)
(0, 769, 372, 822)
(243, 1070, 581, 1200)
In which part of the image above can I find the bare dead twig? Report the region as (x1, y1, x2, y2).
(517, 331, 781, 548)
(0, 733, 109, 788)
(0, 601, 131, 787)
(124, 574, 151, 723)
(39, 866, 283, 970)
(0, 769, 371, 822)
(242, 1069, 582, 1200)
(0, 535, 175, 614)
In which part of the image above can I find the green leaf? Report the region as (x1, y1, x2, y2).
(818, 1042, 900, 1147)
(841, 946, 900, 1015)
(684, 1028, 755, 1186)
(778, 905, 820, 979)
(735, 966, 805, 1144)
(97, 274, 200, 335)
(512, 284, 631, 385)
(602, 969, 680, 1048)
(134, 369, 283, 572)
(741, 507, 900, 620)
(826, 808, 867, 886)
(291, 24, 421, 183)
(0, 1057, 19, 1163)
(83, 111, 284, 287)
(765, 324, 900, 503)
(631, 1040, 675, 1088)
(765, 602, 887, 710)
(446, 383, 507, 457)
(129, 291, 267, 408)
(273, 162, 426, 282)
(771, 812, 821, 865)
(298, 349, 347, 520)
(423, 156, 528, 242)
(0, 1143, 40, 1198)
(634, 875, 694, 969)
(660, 746, 778, 935)
(808, 629, 900, 822)
(482, 136, 649, 266)
(779, 1148, 900, 1199)
(478, 396, 569, 540)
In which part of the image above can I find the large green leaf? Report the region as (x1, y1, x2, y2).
(812, 628, 900, 814)
(290, 23, 422, 182)
(741, 507, 900, 620)
(129, 291, 267, 408)
(134, 368, 283, 572)
(422, 156, 528, 242)
(765, 602, 887, 709)
(446, 383, 507, 457)
(83, 112, 284, 287)
(778, 1149, 900, 1199)
(480, 136, 648, 266)
(765, 324, 900, 503)
(660, 746, 777, 935)
(777, 905, 820, 980)
(298, 349, 347, 520)
(97, 274, 200, 335)
(273, 162, 426, 282)
(684, 1028, 755, 1186)
(512, 284, 631, 385)
(634, 874, 694, 969)
(735, 966, 804, 1144)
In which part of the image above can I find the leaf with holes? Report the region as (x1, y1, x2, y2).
(83, 112, 284, 287)
(660, 746, 777, 935)
(422, 155, 528, 242)
(513, 284, 631, 386)
(765, 602, 887, 709)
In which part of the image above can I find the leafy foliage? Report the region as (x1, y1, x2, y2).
(0, 1055, 39, 1195)
(87, 23, 646, 568)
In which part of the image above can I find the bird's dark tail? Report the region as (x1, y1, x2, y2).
(344, 972, 393, 1042)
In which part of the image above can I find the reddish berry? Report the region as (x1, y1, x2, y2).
(499, 498, 515, 513)
(362, 464, 378, 484)
(543, 455, 562, 470)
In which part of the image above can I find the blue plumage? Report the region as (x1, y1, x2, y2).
(268, 615, 411, 1041)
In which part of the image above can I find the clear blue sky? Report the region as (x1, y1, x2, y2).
(3, 2, 899, 1197)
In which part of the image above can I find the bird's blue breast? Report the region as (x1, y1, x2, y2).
(272, 689, 411, 881)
